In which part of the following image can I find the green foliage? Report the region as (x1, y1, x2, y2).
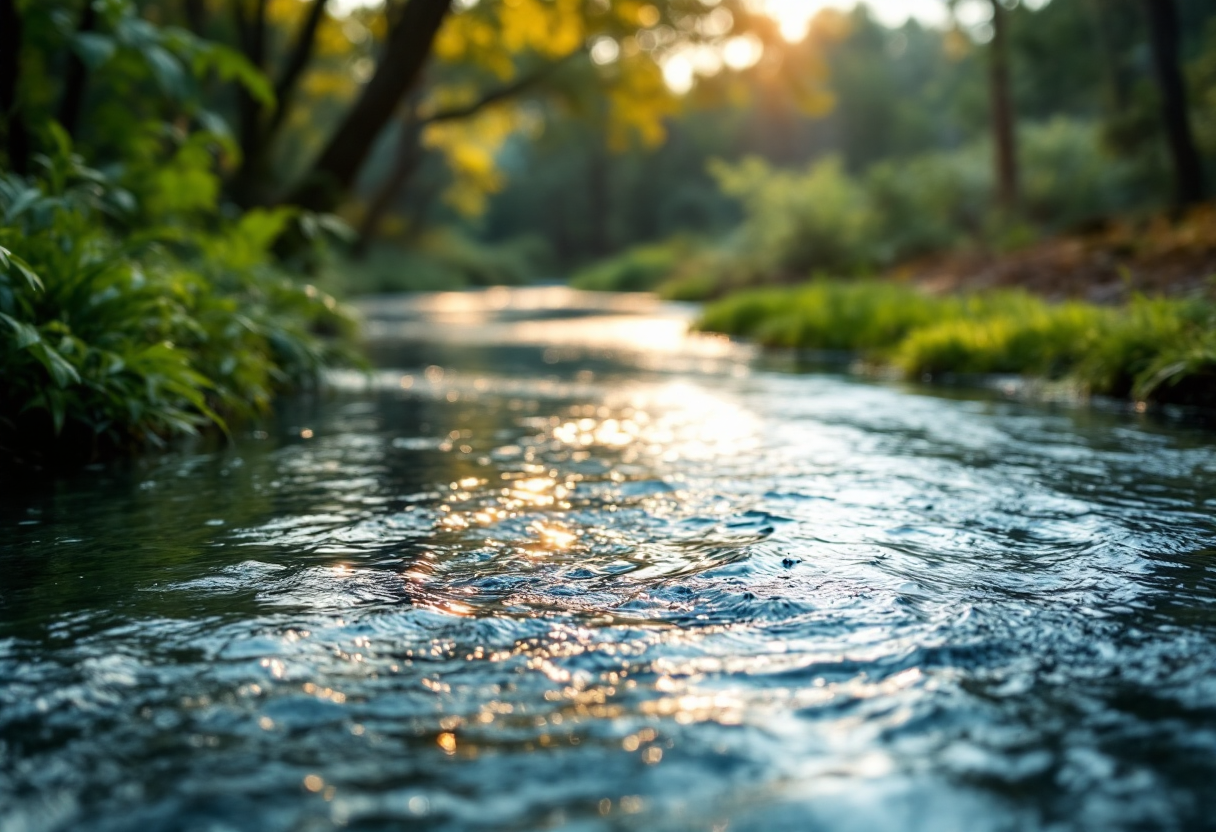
(694, 119, 1150, 299)
(1189, 19, 1216, 160)
(711, 155, 876, 280)
(331, 230, 549, 295)
(570, 239, 689, 292)
(894, 300, 1107, 377)
(0, 134, 353, 462)
(0, 0, 357, 465)
(698, 280, 1216, 406)
(697, 280, 950, 351)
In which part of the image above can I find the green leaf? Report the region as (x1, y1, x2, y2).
(195, 109, 235, 144)
(196, 44, 274, 107)
(2, 186, 42, 222)
(45, 122, 73, 160)
(115, 15, 159, 49)
(72, 31, 118, 69)
(0, 248, 45, 292)
(0, 312, 41, 348)
(144, 45, 189, 99)
(29, 342, 83, 388)
(47, 389, 67, 436)
(315, 213, 356, 243)
(237, 207, 298, 251)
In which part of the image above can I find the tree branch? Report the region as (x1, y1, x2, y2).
(265, 0, 328, 143)
(288, 0, 453, 211)
(419, 53, 578, 126)
(353, 54, 579, 254)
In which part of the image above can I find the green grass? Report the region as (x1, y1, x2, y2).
(697, 280, 1216, 406)
(570, 240, 688, 293)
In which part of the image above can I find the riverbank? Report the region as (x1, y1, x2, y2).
(697, 280, 1216, 407)
(900, 204, 1216, 304)
(0, 155, 357, 471)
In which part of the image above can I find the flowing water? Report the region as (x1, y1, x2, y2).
(3, 287, 1216, 832)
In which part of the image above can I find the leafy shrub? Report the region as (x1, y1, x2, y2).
(0, 132, 353, 463)
(864, 147, 990, 261)
(710, 155, 876, 279)
(570, 239, 689, 293)
(894, 300, 1107, 377)
(685, 118, 1153, 298)
(1019, 117, 1148, 229)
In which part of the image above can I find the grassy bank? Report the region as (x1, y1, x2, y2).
(698, 281, 1216, 406)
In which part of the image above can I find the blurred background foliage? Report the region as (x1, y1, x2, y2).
(3, 0, 1216, 464)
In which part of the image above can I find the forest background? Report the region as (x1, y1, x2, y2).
(2, 0, 1215, 465)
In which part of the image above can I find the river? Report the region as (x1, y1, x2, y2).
(3, 287, 1215, 831)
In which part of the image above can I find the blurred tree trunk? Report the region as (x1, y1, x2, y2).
(58, 0, 99, 139)
(1141, 0, 1205, 207)
(231, 0, 269, 202)
(0, 0, 29, 173)
(351, 57, 571, 255)
(182, 0, 207, 34)
(234, 0, 330, 204)
(289, 0, 453, 211)
(352, 114, 425, 258)
(989, 0, 1019, 212)
(587, 141, 611, 258)
(264, 0, 328, 150)
(1084, 0, 1129, 112)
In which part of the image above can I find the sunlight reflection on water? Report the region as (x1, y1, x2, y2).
(2, 287, 1216, 832)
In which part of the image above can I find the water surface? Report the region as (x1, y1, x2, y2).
(3, 287, 1216, 832)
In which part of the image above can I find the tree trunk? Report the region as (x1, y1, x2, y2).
(57, 0, 99, 140)
(234, 0, 329, 204)
(0, 0, 28, 173)
(351, 57, 573, 252)
(989, 0, 1019, 212)
(1142, 0, 1205, 207)
(233, 0, 270, 181)
(183, 0, 207, 34)
(289, 0, 453, 211)
(352, 116, 425, 258)
(1084, 0, 1129, 112)
(264, 0, 329, 149)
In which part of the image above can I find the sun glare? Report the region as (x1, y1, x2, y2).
(759, 0, 953, 40)
(761, 0, 825, 42)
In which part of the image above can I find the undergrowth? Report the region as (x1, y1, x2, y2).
(697, 280, 1216, 405)
(0, 130, 355, 466)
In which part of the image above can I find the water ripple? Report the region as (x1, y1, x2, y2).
(3, 289, 1216, 832)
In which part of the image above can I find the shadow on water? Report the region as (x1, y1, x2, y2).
(3, 287, 1216, 832)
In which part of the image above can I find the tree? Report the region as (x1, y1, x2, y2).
(989, 0, 1019, 211)
(352, 56, 573, 256)
(290, 0, 454, 210)
(1141, 0, 1205, 207)
(0, 0, 29, 173)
